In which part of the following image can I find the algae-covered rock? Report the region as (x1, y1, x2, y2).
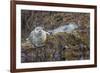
(21, 32, 90, 62)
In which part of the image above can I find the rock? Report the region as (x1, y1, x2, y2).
(21, 40, 34, 49)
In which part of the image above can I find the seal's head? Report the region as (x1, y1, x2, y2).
(34, 27, 44, 36)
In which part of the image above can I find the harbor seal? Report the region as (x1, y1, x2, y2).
(26, 27, 48, 47)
